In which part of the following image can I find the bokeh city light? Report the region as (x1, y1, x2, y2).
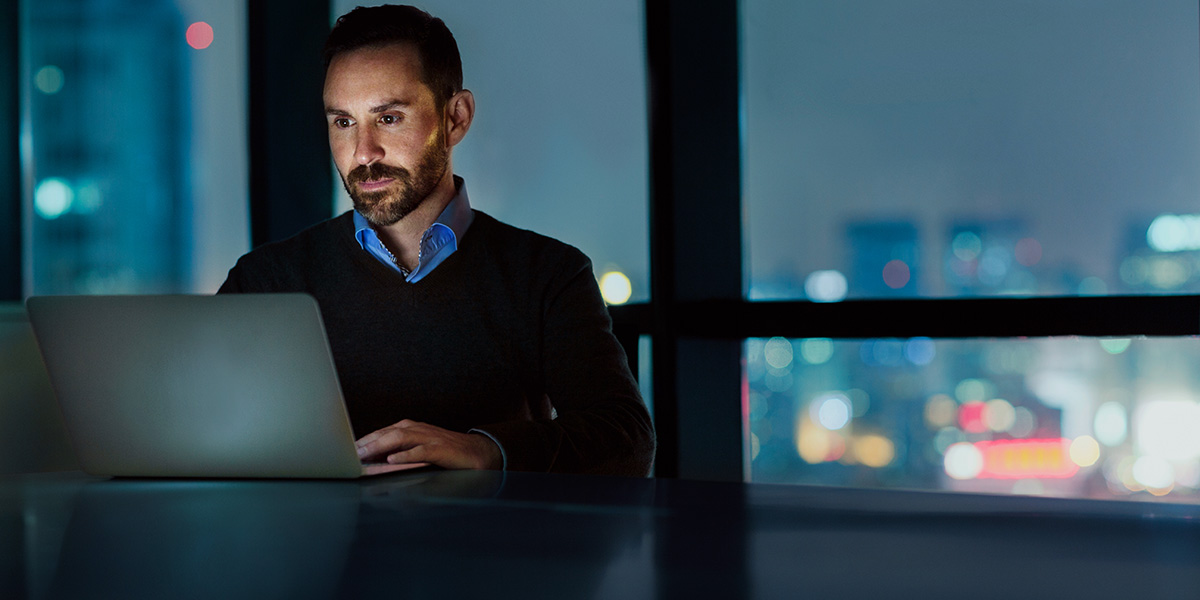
(598, 270, 633, 305)
(34, 178, 73, 220)
(34, 65, 64, 94)
(186, 21, 214, 50)
(747, 336, 1200, 502)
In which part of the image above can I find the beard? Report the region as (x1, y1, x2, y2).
(342, 127, 448, 227)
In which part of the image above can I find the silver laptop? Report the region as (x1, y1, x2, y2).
(25, 293, 426, 479)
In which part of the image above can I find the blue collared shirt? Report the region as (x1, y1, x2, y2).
(352, 177, 475, 282)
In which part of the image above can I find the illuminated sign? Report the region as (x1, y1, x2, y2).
(976, 438, 1078, 479)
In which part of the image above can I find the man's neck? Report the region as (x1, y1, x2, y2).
(374, 169, 457, 271)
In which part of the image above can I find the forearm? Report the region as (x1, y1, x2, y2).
(474, 398, 655, 476)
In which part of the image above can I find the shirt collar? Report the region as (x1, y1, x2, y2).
(439, 175, 475, 240)
(353, 176, 475, 279)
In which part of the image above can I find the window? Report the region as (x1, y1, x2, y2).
(746, 335, 1200, 501)
(22, 0, 247, 296)
(742, 0, 1200, 301)
(737, 0, 1200, 501)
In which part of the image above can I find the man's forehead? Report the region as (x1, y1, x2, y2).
(326, 42, 422, 80)
(323, 43, 433, 107)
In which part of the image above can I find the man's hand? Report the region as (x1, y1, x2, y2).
(355, 420, 503, 471)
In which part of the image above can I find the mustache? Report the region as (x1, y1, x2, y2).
(346, 163, 410, 185)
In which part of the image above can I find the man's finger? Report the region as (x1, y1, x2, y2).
(355, 430, 381, 451)
(356, 420, 419, 453)
(355, 430, 389, 458)
(357, 426, 416, 459)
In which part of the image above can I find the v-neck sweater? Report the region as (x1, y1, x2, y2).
(218, 210, 654, 476)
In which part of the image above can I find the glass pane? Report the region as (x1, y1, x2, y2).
(638, 334, 653, 422)
(746, 336, 1200, 502)
(742, 0, 1200, 300)
(23, 0, 248, 295)
(330, 0, 649, 304)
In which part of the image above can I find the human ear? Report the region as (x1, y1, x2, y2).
(445, 89, 475, 147)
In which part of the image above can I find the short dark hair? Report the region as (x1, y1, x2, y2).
(323, 5, 463, 110)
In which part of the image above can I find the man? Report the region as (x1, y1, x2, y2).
(218, 5, 654, 476)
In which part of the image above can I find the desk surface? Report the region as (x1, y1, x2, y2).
(2, 470, 1198, 599)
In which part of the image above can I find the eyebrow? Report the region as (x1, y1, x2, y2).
(324, 99, 412, 116)
(369, 99, 410, 113)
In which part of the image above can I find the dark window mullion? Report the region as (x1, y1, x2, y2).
(671, 295, 1200, 339)
(646, 0, 744, 482)
(1, 0, 20, 301)
(614, 293, 1200, 339)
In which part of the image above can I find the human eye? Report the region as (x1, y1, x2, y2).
(379, 113, 402, 125)
(331, 117, 353, 129)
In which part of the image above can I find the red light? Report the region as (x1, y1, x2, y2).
(187, 22, 214, 50)
(958, 401, 987, 433)
(976, 438, 1078, 479)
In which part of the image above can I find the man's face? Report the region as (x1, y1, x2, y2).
(324, 43, 449, 226)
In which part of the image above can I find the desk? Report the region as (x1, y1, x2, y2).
(2, 470, 1198, 599)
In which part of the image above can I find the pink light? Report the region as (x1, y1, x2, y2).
(187, 22, 214, 50)
(882, 260, 910, 289)
(741, 369, 750, 425)
(976, 438, 1078, 479)
(958, 401, 988, 433)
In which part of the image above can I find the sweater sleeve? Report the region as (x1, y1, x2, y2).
(216, 249, 273, 294)
(473, 253, 656, 477)
(215, 240, 311, 295)
(216, 264, 245, 294)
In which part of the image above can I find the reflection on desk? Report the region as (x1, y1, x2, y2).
(2, 470, 1198, 599)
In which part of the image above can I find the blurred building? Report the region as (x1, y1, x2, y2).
(27, 1, 190, 295)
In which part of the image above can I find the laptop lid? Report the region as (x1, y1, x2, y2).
(25, 293, 422, 479)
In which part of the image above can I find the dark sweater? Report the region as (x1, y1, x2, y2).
(218, 211, 655, 476)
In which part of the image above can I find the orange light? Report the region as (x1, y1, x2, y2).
(976, 438, 1078, 479)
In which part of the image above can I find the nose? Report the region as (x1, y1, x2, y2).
(354, 127, 384, 166)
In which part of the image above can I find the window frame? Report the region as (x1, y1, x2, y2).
(1, 1, 20, 301)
